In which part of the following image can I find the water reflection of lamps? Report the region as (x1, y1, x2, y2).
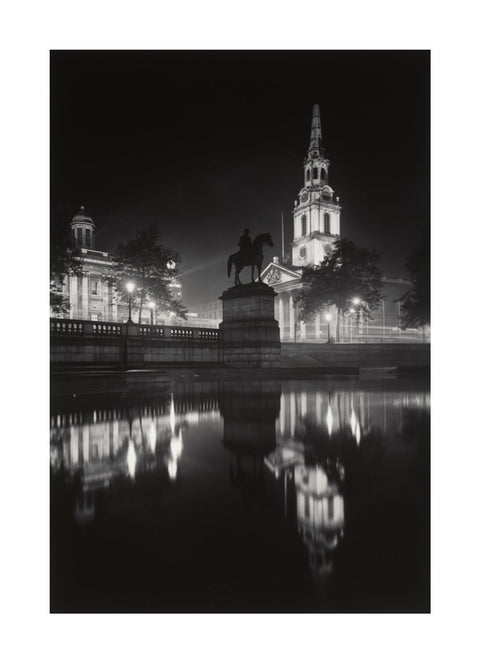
(350, 406, 362, 445)
(147, 420, 157, 453)
(126, 412, 137, 479)
(127, 439, 136, 478)
(326, 404, 333, 437)
(167, 393, 183, 481)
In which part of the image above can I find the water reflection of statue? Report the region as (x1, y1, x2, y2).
(220, 381, 281, 506)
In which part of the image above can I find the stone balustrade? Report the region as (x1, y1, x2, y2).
(51, 318, 222, 367)
(51, 318, 219, 341)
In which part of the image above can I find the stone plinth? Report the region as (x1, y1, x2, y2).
(219, 283, 280, 368)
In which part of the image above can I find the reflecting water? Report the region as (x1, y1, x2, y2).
(50, 378, 430, 612)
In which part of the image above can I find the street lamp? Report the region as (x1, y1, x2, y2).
(325, 312, 332, 343)
(126, 282, 135, 323)
(349, 308, 355, 342)
(148, 301, 156, 325)
(166, 260, 176, 271)
(352, 297, 361, 339)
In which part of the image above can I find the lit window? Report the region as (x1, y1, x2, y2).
(301, 215, 307, 236)
(324, 213, 331, 234)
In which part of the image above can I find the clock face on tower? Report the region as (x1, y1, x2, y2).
(301, 193, 308, 203)
(322, 189, 331, 201)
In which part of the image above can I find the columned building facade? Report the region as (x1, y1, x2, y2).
(52, 206, 182, 324)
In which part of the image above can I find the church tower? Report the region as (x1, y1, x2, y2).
(291, 105, 341, 267)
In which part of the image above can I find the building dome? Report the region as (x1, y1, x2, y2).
(71, 205, 95, 226)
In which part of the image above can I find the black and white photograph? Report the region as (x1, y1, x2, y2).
(49, 49, 430, 613)
(4, 1, 480, 659)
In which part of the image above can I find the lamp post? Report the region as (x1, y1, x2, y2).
(352, 297, 361, 339)
(126, 282, 135, 323)
(148, 301, 156, 325)
(325, 313, 332, 343)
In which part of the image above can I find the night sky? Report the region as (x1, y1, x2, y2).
(51, 50, 430, 307)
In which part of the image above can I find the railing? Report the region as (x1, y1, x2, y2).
(171, 327, 194, 339)
(138, 324, 165, 338)
(91, 322, 122, 335)
(51, 318, 220, 342)
(50, 320, 85, 335)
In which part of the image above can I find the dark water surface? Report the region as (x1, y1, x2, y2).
(50, 377, 430, 613)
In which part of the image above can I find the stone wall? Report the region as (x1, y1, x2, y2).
(50, 319, 222, 367)
(281, 342, 430, 368)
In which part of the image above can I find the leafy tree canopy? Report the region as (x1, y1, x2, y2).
(399, 236, 430, 330)
(108, 225, 187, 321)
(296, 237, 384, 328)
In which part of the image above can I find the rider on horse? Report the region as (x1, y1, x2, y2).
(228, 230, 274, 285)
(238, 228, 252, 262)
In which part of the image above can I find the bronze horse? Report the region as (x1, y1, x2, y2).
(227, 233, 274, 285)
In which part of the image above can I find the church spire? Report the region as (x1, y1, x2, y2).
(308, 104, 322, 156)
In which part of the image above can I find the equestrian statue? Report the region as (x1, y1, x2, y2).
(227, 229, 274, 286)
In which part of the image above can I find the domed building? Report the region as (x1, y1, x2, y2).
(52, 206, 183, 323)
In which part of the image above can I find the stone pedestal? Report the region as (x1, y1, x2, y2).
(219, 283, 280, 368)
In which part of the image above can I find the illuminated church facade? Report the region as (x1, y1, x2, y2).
(258, 104, 411, 342)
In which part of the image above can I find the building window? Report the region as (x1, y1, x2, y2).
(321, 167, 327, 182)
(91, 279, 99, 295)
(301, 215, 307, 236)
(306, 169, 310, 182)
(86, 229, 91, 247)
(300, 247, 306, 258)
(324, 213, 331, 234)
(313, 167, 318, 179)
